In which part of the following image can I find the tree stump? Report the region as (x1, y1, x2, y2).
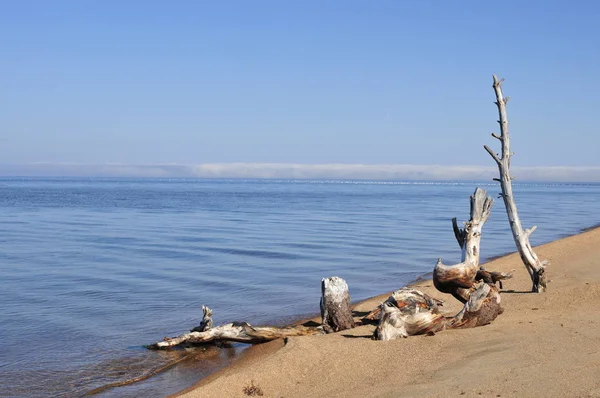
(320, 276, 355, 333)
(433, 188, 494, 302)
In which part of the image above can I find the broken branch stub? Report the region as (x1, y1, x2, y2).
(484, 75, 548, 292)
(190, 305, 213, 332)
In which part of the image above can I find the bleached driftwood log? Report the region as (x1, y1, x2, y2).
(375, 301, 447, 340)
(362, 287, 444, 323)
(149, 276, 356, 350)
(374, 282, 502, 340)
(147, 306, 324, 349)
(433, 188, 496, 302)
(484, 75, 548, 293)
(320, 276, 355, 333)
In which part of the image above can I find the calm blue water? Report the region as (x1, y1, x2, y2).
(1, 178, 599, 397)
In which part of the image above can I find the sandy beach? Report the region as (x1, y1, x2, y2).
(175, 226, 600, 398)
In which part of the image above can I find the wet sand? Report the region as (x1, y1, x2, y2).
(175, 226, 600, 397)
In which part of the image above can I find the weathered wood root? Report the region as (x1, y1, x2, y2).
(320, 276, 355, 333)
(374, 282, 502, 340)
(449, 282, 503, 329)
(476, 268, 513, 289)
(374, 301, 447, 340)
(362, 287, 444, 323)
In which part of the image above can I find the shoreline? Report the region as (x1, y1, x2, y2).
(171, 224, 600, 397)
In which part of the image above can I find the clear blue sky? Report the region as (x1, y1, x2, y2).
(1, 1, 599, 167)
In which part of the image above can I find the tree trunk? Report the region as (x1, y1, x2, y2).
(433, 188, 495, 302)
(320, 276, 355, 333)
(484, 75, 548, 293)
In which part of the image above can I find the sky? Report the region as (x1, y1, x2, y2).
(1, 1, 599, 179)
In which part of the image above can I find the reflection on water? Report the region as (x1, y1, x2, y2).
(0, 346, 238, 398)
(1, 178, 599, 397)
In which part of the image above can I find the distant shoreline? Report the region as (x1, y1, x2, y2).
(3, 175, 600, 187)
(2, 162, 600, 182)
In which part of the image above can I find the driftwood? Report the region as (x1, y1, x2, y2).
(375, 301, 446, 340)
(147, 306, 324, 349)
(449, 282, 503, 329)
(484, 75, 548, 293)
(374, 282, 502, 341)
(363, 287, 444, 322)
(476, 267, 513, 289)
(320, 276, 355, 333)
(190, 305, 213, 332)
(149, 275, 357, 350)
(433, 188, 495, 302)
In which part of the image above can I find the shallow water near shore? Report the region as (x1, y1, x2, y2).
(1, 178, 599, 397)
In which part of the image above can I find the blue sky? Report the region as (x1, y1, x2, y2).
(1, 1, 599, 174)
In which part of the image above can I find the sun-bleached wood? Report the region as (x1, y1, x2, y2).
(476, 267, 514, 289)
(362, 287, 444, 322)
(147, 306, 324, 349)
(448, 282, 503, 329)
(375, 301, 447, 340)
(190, 305, 213, 332)
(320, 276, 355, 333)
(374, 282, 502, 341)
(433, 188, 496, 302)
(484, 75, 548, 292)
(148, 323, 324, 349)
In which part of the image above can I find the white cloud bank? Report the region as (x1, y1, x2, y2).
(1, 163, 600, 182)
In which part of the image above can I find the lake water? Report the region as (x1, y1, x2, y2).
(1, 178, 599, 397)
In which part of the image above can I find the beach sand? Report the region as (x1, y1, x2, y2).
(175, 227, 600, 398)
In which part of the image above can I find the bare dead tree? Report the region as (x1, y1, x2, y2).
(433, 188, 512, 303)
(484, 75, 548, 292)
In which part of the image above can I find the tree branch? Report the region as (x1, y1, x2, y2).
(484, 145, 502, 165)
